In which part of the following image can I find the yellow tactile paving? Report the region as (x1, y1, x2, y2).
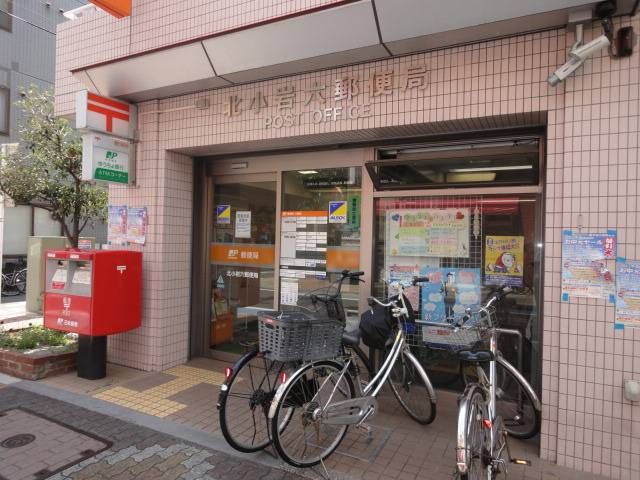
(93, 365, 225, 418)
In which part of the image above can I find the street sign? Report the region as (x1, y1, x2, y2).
(76, 90, 136, 140)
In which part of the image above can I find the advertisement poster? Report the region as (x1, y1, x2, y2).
(216, 205, 231, 224)
(388, 263, 421, 310)
(420, 268, 481, 323)
(387, 208, 470, 258)
(615, 258, 640, 327)
(235, 211, 251, 238)
(127, 207, 148, 245)
(561, 231, 616, 301)
(485, 236, 524, 286)
(107, 205, 127, 245)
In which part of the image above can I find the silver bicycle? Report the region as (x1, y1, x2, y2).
(421, 286, 535, 479)
(267, 277, 436, 468)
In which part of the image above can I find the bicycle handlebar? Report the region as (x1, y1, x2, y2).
(412, 276, 430, 285)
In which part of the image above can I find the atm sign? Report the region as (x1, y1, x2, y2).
(329, 201, 347, 224)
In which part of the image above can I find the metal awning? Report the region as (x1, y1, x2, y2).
(71, 0, 638, 102)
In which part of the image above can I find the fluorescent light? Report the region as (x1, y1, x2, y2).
(230, 162, 248, 170)
(448, 165, 533, 173)
(298, 170, 318, 175)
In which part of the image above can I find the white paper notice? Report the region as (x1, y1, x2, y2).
(72, 269, 92, 285)
(235, 211, 251, 238)
(280, 280, 299, 306)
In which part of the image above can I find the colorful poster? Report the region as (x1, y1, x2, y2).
(216, 205, 231, 224)
(127, 207, 148, 245)
(615, 258, 640, 327)
(387, 208, 469, 258)
(485, 236, 524, 286)
(420, 267, 481, 323)
(561, 230, 616, 301)
(107, 205, 127, 246)
(235, 211, 251, 238)
(328, 201, 347, 224)
(388, 263, 421, 310)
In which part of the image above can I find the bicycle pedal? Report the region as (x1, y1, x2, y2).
(510, 458, 531, 466)
(355, 422, 374, 436)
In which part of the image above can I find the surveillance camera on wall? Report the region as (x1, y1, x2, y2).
(548, 34, 610, 86)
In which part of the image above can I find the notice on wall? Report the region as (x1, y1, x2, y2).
(615, 258, 640, 327)
(420, 268, 481, 323)
(216, 205, 231, 224)
(387, 208, 470, 258)
(107, 205, 128, 246)
(280, 280, 299, 306)
(561, 230, 616, 301)
(279, 211, 328, 279)
(485, 236, 524, 286)
(235, 211, 251, 238)
(127, 207, 148, 245)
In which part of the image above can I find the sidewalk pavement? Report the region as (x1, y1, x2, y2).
(0, 383, 302, 480)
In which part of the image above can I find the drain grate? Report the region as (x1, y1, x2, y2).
(1, 433, 36, 449)
(0, 408, 110, 480)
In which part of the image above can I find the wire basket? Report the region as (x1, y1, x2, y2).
(420, 306, 495, 352)
(258, 309, 343, 362)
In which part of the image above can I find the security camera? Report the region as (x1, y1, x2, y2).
(548, 35, 610, 86)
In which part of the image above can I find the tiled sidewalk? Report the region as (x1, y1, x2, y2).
(0, 386, 301, 480)
(35, 357, 610, 480)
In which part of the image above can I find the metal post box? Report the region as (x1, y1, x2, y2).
(43, 249, 142, 378)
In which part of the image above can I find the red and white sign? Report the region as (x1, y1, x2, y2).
(76, 90, 136, 140)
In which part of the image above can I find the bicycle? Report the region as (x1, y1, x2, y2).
(420, 286, 534, 479)
(267, 276, 437, 468)
(1, 261, 27, 296)
(217, 270, 371, 453)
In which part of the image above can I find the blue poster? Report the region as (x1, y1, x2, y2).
(420, 267, 481, 323)
(616, 258, 640, 327)
(561, 231, 616, 301)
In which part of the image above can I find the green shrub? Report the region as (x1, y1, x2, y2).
(0, 326, 70, 350)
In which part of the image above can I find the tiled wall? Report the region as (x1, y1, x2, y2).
(54, 6, 640, 479)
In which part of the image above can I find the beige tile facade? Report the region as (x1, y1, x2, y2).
(54, 4, 640, 479)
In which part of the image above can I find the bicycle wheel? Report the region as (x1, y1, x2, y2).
(218, 349, 291, 452)
(271, 360, 354, 468)
(461, 358, 540, 439)
(388, 350, 436, 424)
(458, 388, 489, 480)
(14, 270, 27, 295)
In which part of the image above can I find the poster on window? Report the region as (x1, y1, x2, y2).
(127, 207, 148, 245)
(387, 209, 469, 258)
(235, 211, 251, 238)
(388, 263, 421, 310)
(615, 258, 640, 327)
(561, 230, 616, 301)
(419, 268, 481, 323)
(485, 236, 524, 286)
(107, 205, 127, 246)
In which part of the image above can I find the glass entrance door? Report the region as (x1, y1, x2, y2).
(210, 176, 276, 353)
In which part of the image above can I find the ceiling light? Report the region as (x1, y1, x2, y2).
(298, 170, 318, 175)
(448, 165, 533, 173)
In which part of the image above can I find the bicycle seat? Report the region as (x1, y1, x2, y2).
(341, 329, 361, 347)
(458, 350, 494, 363)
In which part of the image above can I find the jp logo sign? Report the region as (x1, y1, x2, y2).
(329, 201, 347, 224)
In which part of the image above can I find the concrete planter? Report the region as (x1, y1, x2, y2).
(0, 344, 77, 380)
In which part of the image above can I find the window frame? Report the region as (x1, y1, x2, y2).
(0, 86, 10, 135)
(0, 0, 12, 33)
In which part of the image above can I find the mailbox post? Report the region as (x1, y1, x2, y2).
(43, 249, 142, 379)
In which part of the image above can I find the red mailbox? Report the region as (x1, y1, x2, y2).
(44, 249, 142, 335)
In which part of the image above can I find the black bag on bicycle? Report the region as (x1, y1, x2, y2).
(359, 294, 414, 349)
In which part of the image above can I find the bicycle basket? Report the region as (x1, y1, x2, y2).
(258, 309, 343, 362)
(421, 307, 494, 352)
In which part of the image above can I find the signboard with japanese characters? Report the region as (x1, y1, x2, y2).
(82, 132, 134, 184)
(218, 65, 430, 130)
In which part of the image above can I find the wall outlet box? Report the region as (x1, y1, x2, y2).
(623, 379, 640, 402)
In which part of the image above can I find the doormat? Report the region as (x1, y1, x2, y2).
(0, 408, 110, 480)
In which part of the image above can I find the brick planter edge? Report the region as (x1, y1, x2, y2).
(0, 346, 78, 380)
